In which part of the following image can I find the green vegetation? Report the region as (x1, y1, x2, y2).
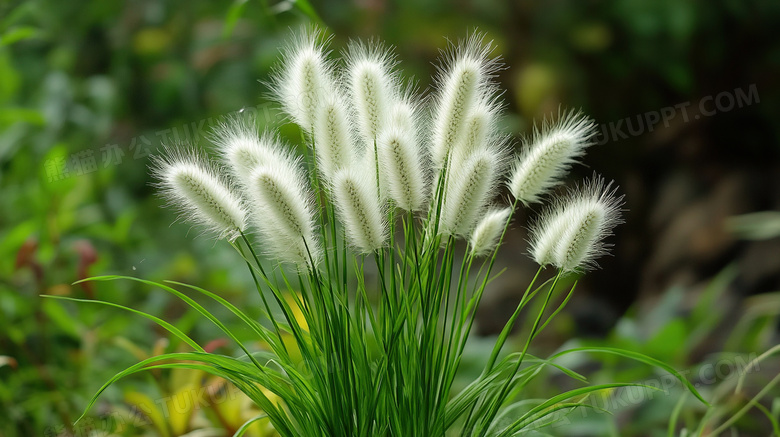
(1, 1, 778, 436)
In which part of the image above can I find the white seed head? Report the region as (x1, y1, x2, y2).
(388, 98, 417, 132)
(247, 159, 322, 267)
(439, 147, 504, 236)
(469, 207, 512, 257)
(528, 175, 624, 272)
(527, 208, 570, 267)
(212, 117, 288, 186)
(377, 100, 428, 212)
(152, 148, 247, 241)
(459, 99, 494, 154)
(331, 167, 388, 253)
(430, 33, 501, 169)
(270, 28, 335, 132)
(508, 110, 597, 204)
(360, 143, 386, 201)
(446, 96, 507, 172)
(344, 41, 399, 148)
(312, 93, 356, 181)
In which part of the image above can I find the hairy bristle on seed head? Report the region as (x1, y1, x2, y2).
(312, 92, 356, 181)
(212, 117, 288, 187)
(246, 153, 322, 267)
(343, 40, 399, 151)
(456, 97, 501, 157)
(430, 33, 502, 169)
(331, 167, 388, 253)
(377, 99, 429, 212)
(438, 146, 505, 237)
(469, 207, 512, 257)
(152, 148, 247, 241)
(270, 28, 335, 132)
(528, 175, 624, 272)
(508, 109, 597, 204)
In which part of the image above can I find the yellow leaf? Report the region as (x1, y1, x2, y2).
(285, 293, 309, 332)
(124, 391, 171, 437)
(167, 381, 203, 435)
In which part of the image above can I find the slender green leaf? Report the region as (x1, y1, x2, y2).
(233, 414, 270, 437)
(41, 295, 203, 352)
(550, 346, 710, 406)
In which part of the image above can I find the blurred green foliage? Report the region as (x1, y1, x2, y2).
(1, 0, 778, 435)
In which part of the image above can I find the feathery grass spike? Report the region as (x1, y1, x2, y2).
(152, 148, 247, 241)
(470, 207, 512, 257)
(439, 146, 503, 236)
(312, 93, 356, 181)
(529, 175, 624, 271)
(430, 33, 500, 168)
(75, 29, 708, 437)
(270, 28, 335, 132)
(377, 100, 428, 212)
(246, 149, 322, 266)
(508, 109, 597, 204)
(331, 167, 388, 252)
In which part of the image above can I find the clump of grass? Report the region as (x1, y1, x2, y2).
(58, 27, 709, 436)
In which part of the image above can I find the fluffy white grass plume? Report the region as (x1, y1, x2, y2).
(212, 117, 288, 185)
(388, 98, 417, 132)
(470, 207, 512, 257)
(526, 207, 570, 268)
(508, 110, 597, 204)
(152, 149, 247, 241)
(447, 96, 507, 173)
(528, 175, 624, 272)
(430, 33, 501, 169)
(331, 167, 388, 253)
(343, 40, 399, 148)
(271, 28, 335, 132)
(312, 93, 356, 181)
(438, 147, 504, 236)
(244, 141, 322, 266)
(457, 97, 502, 157)
(377, 100, 428, 212)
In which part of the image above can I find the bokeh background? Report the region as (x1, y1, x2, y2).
(2, 0, 779, 436)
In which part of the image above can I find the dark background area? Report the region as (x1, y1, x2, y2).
(1, 0, 779, 435)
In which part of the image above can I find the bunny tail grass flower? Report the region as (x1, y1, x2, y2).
(247, 159, 322, 267)
(312, 93, 356, 181)
(212, 117, 288, 185)
(270, 28, 335, 132)
(529, 175, 624, 272)
(508, 109, 597, 204)
(377, 101, 428, 212)
(331, 167, 388, 253)
(469, 207, 512, 257)
(152, 149, 247, 241)
(439, 147, 504, 236)
(344, 40, 399, 148)
(430, 33, 501, 169)
(457, 97, 501, 155)
(447, 97, 509, 173)
(74, 29, 714, 437)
